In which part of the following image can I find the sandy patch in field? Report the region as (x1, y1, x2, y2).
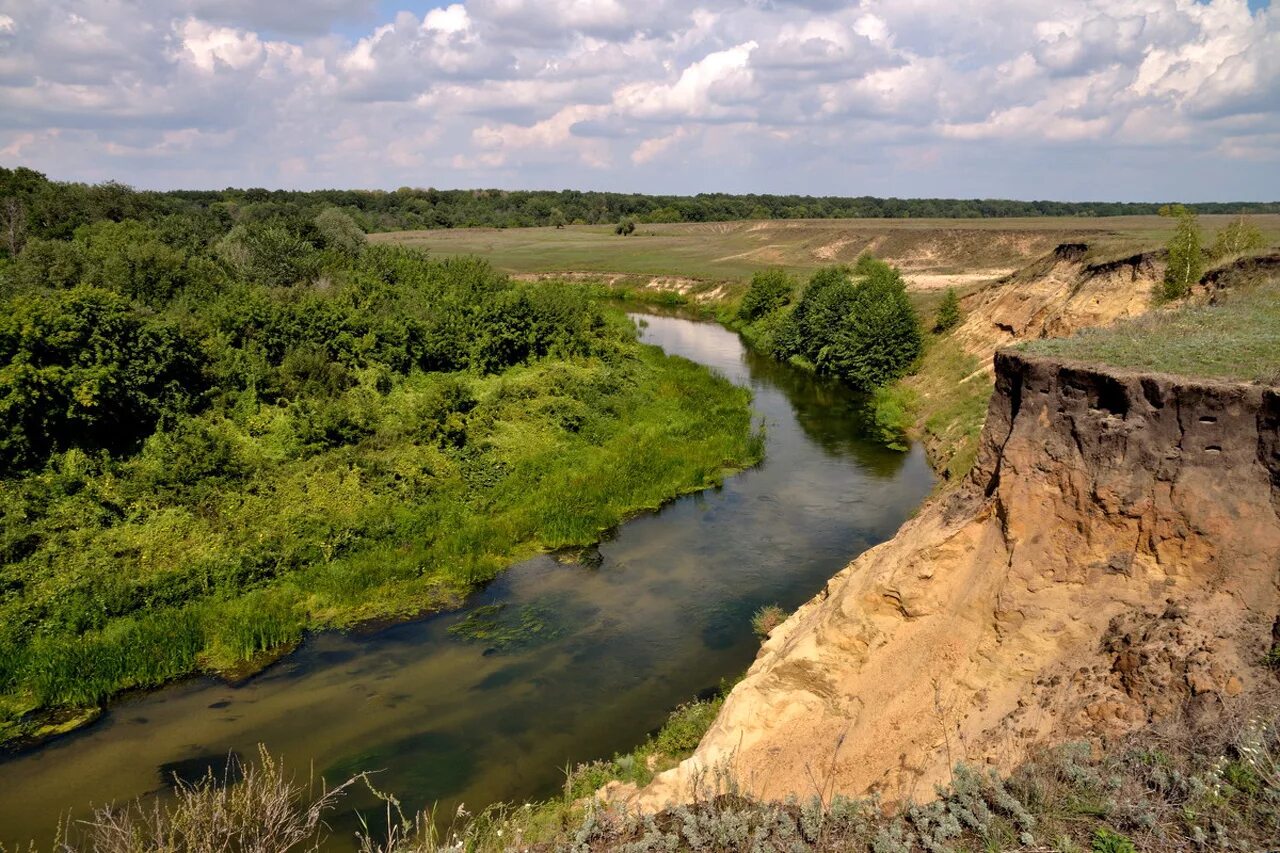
(903, 270, 1015, 290)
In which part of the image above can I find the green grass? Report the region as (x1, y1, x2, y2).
(0, 313, 762, 744)
(1021, 278, 1280, 383)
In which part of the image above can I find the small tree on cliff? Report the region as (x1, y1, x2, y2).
(1209, 215, 1265, 260)
(1161, 204, 1203, 301)
(934, 287, 962, 332)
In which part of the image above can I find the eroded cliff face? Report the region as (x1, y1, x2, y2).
(954, 246, 1160, 360)
(632, 352, 1280, 809)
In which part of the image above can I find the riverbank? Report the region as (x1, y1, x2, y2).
(0, 313, 932, 848)
(0, 305, 762, 750)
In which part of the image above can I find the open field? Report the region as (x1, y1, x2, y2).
(374, 215, 1280, 284)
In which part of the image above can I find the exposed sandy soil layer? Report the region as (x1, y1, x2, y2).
(953, 245, 1161, 360)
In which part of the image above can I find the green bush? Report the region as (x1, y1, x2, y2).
(1091, 827, 1136, 853)
(737, 269, 795, 321)
(747, 258, 922, 393)
(934, 287, 962, 332)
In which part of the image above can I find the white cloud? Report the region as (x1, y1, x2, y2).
(0, 0, 1275, 199)
(176, 19, 265, 72)
(615, 42, 758, 120)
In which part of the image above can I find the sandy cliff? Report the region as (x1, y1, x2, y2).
(954, 245, 1160, 360)
(634, 351, 1280, 809)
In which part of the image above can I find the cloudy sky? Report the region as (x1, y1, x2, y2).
(0, 0, 1277, 200)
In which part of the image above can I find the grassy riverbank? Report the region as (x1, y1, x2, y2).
(0, 181, 764, 746)
(0, 328, 760, 744)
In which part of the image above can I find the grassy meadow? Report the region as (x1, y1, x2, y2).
(374, 215, 1280, 282)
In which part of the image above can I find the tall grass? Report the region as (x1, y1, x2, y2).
(31, 698, 1280, 852)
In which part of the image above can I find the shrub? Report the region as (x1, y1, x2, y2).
(764, 259, 922, 391)
(737, 269, 795, 321)
(1091, 827, 1136, 853)
(1209, 215, 1265, 260)
(934, 287, 962, 332)
(315, 207, 367, 256)
(615, 217, 636, 236)
(866, 384, 914, 452)
(751, 604, 787, 638)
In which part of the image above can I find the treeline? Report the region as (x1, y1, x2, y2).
(0, 170, 760, 741)
(3, 166, 1278, 251)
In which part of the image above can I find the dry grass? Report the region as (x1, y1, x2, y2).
(18, 690, 1279, 852)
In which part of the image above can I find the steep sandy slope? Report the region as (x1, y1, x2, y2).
(633, 352, 1280, 809)
(953, 245, 1161, 360)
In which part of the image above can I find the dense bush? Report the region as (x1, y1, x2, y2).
(741, 257, 922, 393)
(0, 286, 205, 469)
(737, 268, 795, 321)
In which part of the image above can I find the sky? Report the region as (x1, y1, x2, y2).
(0, 0, 1277, 200)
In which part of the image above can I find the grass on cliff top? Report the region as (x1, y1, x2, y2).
(1021, 278, 1280, 384)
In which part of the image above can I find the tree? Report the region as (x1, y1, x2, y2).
(0, 286, 205, 470)
(314, 208, 366, 256)
(818, 259, 922, 390)
(1, 197, 26, 257)
(615, 217, 636, 236)
(217, 222, 319, 287)
(1161, 204, 1202, 301)
(1209, 215, 1265, 260)
(549, 209, 567, 229)
(934, 287, 962, 332)
(737, 269, 795, 321)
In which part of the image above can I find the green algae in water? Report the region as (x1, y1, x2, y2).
(447, 603, 564, 652)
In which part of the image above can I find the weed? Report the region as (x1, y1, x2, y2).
(751, 604, 787, 639)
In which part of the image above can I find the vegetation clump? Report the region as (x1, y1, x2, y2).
(1209, 215, 1266, 261)
(735, 255, 923, 394)
(933, 287, 962, 332)
(736, 269, 795, 322)
(750, 604, 787, 639)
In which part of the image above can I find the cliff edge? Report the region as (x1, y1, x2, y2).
(633, 351, 1280, 809)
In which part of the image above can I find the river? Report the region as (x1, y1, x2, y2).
(0, 313, 934, 848)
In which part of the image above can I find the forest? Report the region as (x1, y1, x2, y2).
(0, 170, 762, 744)
(3, 166, 1278, 247)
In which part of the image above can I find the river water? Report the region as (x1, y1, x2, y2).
(0, 314, 934, 848)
